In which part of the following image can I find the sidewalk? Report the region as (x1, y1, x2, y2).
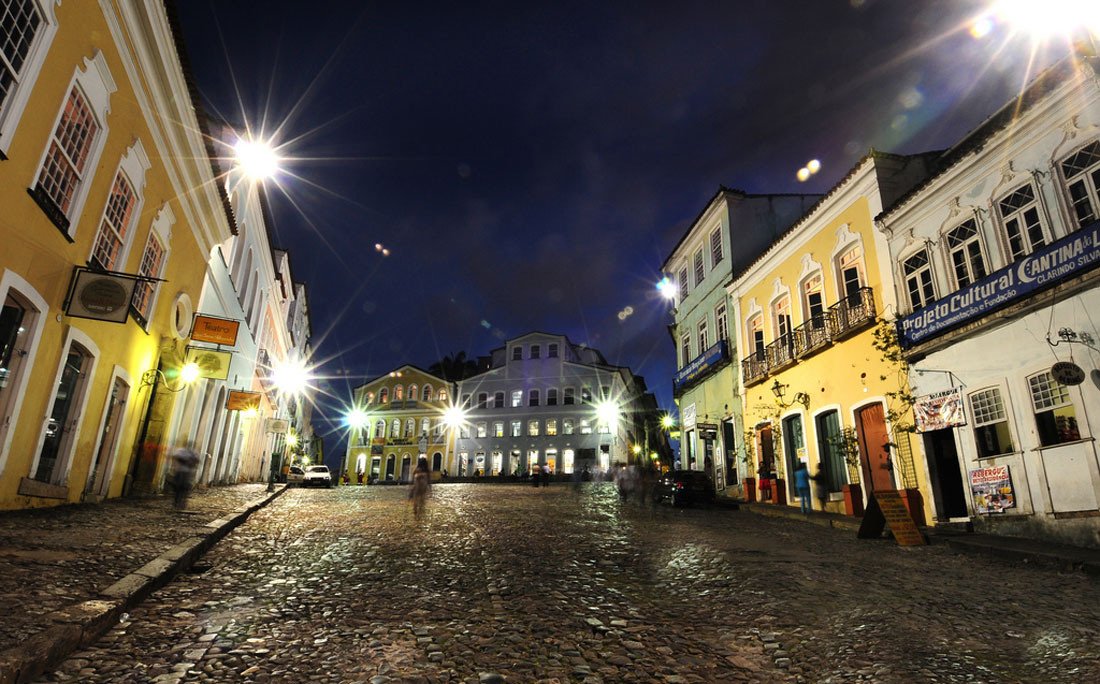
(0, 483, 284, 684)
(719, 494, 1100, 575)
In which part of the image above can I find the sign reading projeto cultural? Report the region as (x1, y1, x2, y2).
(899, 220, 1100, 347)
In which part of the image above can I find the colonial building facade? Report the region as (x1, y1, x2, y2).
(664, 188, 818, 490)
(879, 55, 1100, 547)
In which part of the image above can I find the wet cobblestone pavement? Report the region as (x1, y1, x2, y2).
(0, 484, 270, 651)
(34, 484, 1100, 683)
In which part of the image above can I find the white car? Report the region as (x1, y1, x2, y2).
(303, 465, 332, 488)
(286, 466, 305, 486)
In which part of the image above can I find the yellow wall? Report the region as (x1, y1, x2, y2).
(0, 2, 214, 508)
(736, 197, 931, 519)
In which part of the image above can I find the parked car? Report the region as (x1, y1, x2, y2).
(653, 469, 716, 507)
(303, 465, 333, 488)
(286, 466, 305, 486)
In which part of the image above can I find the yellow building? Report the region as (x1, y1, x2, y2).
(344, 366, 455, 483)
(0, 1, 233, 508)
(728, 152, 935, 521)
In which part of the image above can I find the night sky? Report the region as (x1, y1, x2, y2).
(175, 0, 1069, 466)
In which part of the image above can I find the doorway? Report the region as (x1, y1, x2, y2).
(34, 343, 93, 483)
(87, 376, 129, 498)
(856, 403, 894, 492)
(924, 428, 968, 519)
(783, 414, 805, 501)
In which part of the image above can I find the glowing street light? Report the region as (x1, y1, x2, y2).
(656, 276, 677, 300)
(271, 359, 310, 397)
(286, 433, 299, 448)
(661, 414, 676, 430)
(443, 405, 467, 430)
(346, 407, 368, 430)
(632, 444, 642, 455)
(234, 137, 280, 179)
(989, 0, 1100, 43)
(179, 362, 201, 385)
(595, 401, 620, 427)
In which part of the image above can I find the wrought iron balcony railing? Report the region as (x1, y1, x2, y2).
(829, 287, 876, 338)
(766, 332, 797, 371)
(741, 348, 768, 386)
(793, 313, 832, 357)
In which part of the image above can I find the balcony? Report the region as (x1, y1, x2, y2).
(740, 287, 877, 386)
(829, 287, 876, 339)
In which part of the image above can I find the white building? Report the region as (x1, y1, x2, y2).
(878, 54, 1100, 548)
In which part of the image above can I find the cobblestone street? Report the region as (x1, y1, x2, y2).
(35, 484, 1100, 684)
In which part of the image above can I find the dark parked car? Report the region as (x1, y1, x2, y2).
(653, 469, 716, 507)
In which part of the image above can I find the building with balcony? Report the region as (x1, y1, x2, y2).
(344, 366, 454, 482)
(662, 188, 819, 490)
(728, 151, 936, 518)
(453, 332, 659, 477)
(878, 54, 1100, 548)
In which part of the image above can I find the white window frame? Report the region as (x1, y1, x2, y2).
(1059, 138, 1100, 230)
(901, 248, 937, 312)
(0, 0, 60, 158)
(30, 52, 116, 237)
(697, 317, 709, 352)
(709, 226, 723, 267)
(968, 385, 1016, 458)
(131, 203, 173, 327)
(84, 364, 134, 497)
(996, 182, 1048, 262)
(89, 141, 150, 270)
(714, 302, 728, 344)
(0, 269, 49, 474)
(511, 390, 522, 408)
(678, 266, 689, 303)
(944, 219, 988, 289)
(680, 332, 691, 367)
(1026, 370, 1086, 447)
(693, 248, 705, 287)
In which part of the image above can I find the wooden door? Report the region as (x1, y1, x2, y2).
(856, 403, 894, 492)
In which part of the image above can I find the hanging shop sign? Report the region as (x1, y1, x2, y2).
(697, 423, 718, 439)
(226, 390, 262, 411)
(913, 388, 966, 432)
(185, 347, 232, 381)
(673, 340, 729, 393)
(64, 267, 141, 324)
(969, 465, 1016, 514)
(190, 314, 240, 346)
(1051, 361, 1086, 386)
(682, 403, 697, 429)
(898, 220, 1100, 347)
(267, 418, 289, 434)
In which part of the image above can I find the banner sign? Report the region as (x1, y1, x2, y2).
(226, 390, 262, 411)
(913, 388, 966, 432)
(899, 220, 1100, 347)
(970, 465, 1016, 514)
(191, 314, 240, 346)
(185, 347, 232, 381)
(673, 340, 729, 393)
(65, 269, 138, 324)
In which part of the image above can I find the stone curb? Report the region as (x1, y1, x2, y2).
(0, 486, 286, 684)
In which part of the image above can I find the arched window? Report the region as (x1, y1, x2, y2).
(395, 385, 404, 400)
(405, 418, 415, 437)
(379, 388, 389, 403)
(408, 384, 418, 400)
(422, 384, 433, 401)
(375, 419, 385, 439)
(391, 418, 400, 437)
(438, 388, 448, 401)
(432, 452, 442, 471)
(494, 391, 505, 408)
(421, 418, 430, 436)
(366, 392, 375, 404)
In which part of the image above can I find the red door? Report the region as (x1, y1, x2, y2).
(856, 403, 894, 492)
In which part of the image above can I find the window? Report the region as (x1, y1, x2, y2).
(693, 248, 705, 287)
(395, 385, 404, 401)
(998, 184, 1046, 261)
(461, 393, 470, 407)
(1061, 140, 1100, 229)
(600, 385, 610, 400)
(512, 346, 523, 360)
(494, 391, 504, 408)
(563, 418, 575, 435)
(432, 421, 442, 440)
(438, 388, 447, 401)
(366, 392, 374, 404)
(680, 333, 691, 367)
(528, 420, 540, 436)
(581, 387, 592, 403)
(748, 314, 764, 355)
(511, 390, 522, 407)
(510, 420, 522, 437)
(391, 419, 400, 438)
(0, 283, 44, 460)
(837, 246, 865, 302)
(131, 232, 165, 323)
(405, 418, 414, 437)
(32, 339, 93, 483)
(529, 389, 539, 407)
(548, 343, 559, 358)
(715, 303, 728, 343)
(970, 388, 1014, 457)
(91, 171, 137, 269)
(772, 297, 791, 339)
(493, 421, 504, 437)
(408, 384, 418, 400)
(710, 226, 723, 267)
(903, 250, 936, 311)
(547, 388, 558, 406)
(579, 419, 592, 435)
(460, 424, 470, 439)
(678, 266, 689, 300)
(0, 0, 58, 156)
(803, 275, 825, 326)
(563, 387, 575, 405)
(477, 392, 487, 409)
(697, 317, 709, 351)
(422, 384, 433, 401)
(530, 344, 540, 359)
(35, 86, 98, 223)
(1028, 371, 1080, 446)
(421, 418, 430, 436)
(379, 388, 389, 404)
(946, 220, 987, 288)
(546, 419, 557, 436)
(598, 418, 610, 434)
(375, 420, 385, 439)
(476, 422, 487, 438)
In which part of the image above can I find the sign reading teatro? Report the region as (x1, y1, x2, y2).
(899, 221, 1100, 347)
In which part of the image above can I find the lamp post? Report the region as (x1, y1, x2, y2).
(344, 406, 369, 485)
(266, 358, 312, 491)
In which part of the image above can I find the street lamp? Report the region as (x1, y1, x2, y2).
(989, 0, 1100, 43)
(661, 414, 676, 430)
(346, 407, 368, 430)
(656, 276, 678, 301)
(234, 137, 280, 180)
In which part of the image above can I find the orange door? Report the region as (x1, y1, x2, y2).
(856, 403, 894, 492)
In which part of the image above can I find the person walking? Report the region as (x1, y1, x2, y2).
(794, 461, 812, 514)
(171, 442, 200, 509)
(410, 456, 431, 521)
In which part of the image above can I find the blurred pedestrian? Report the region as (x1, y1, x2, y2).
(410, 456, 431, 521)
(540, 463, 550, 488)
(811, 467, 829, 511)
(531, 467, 540, 487)
(171, 441, 200, 509)
(794, 461, 812, 514)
